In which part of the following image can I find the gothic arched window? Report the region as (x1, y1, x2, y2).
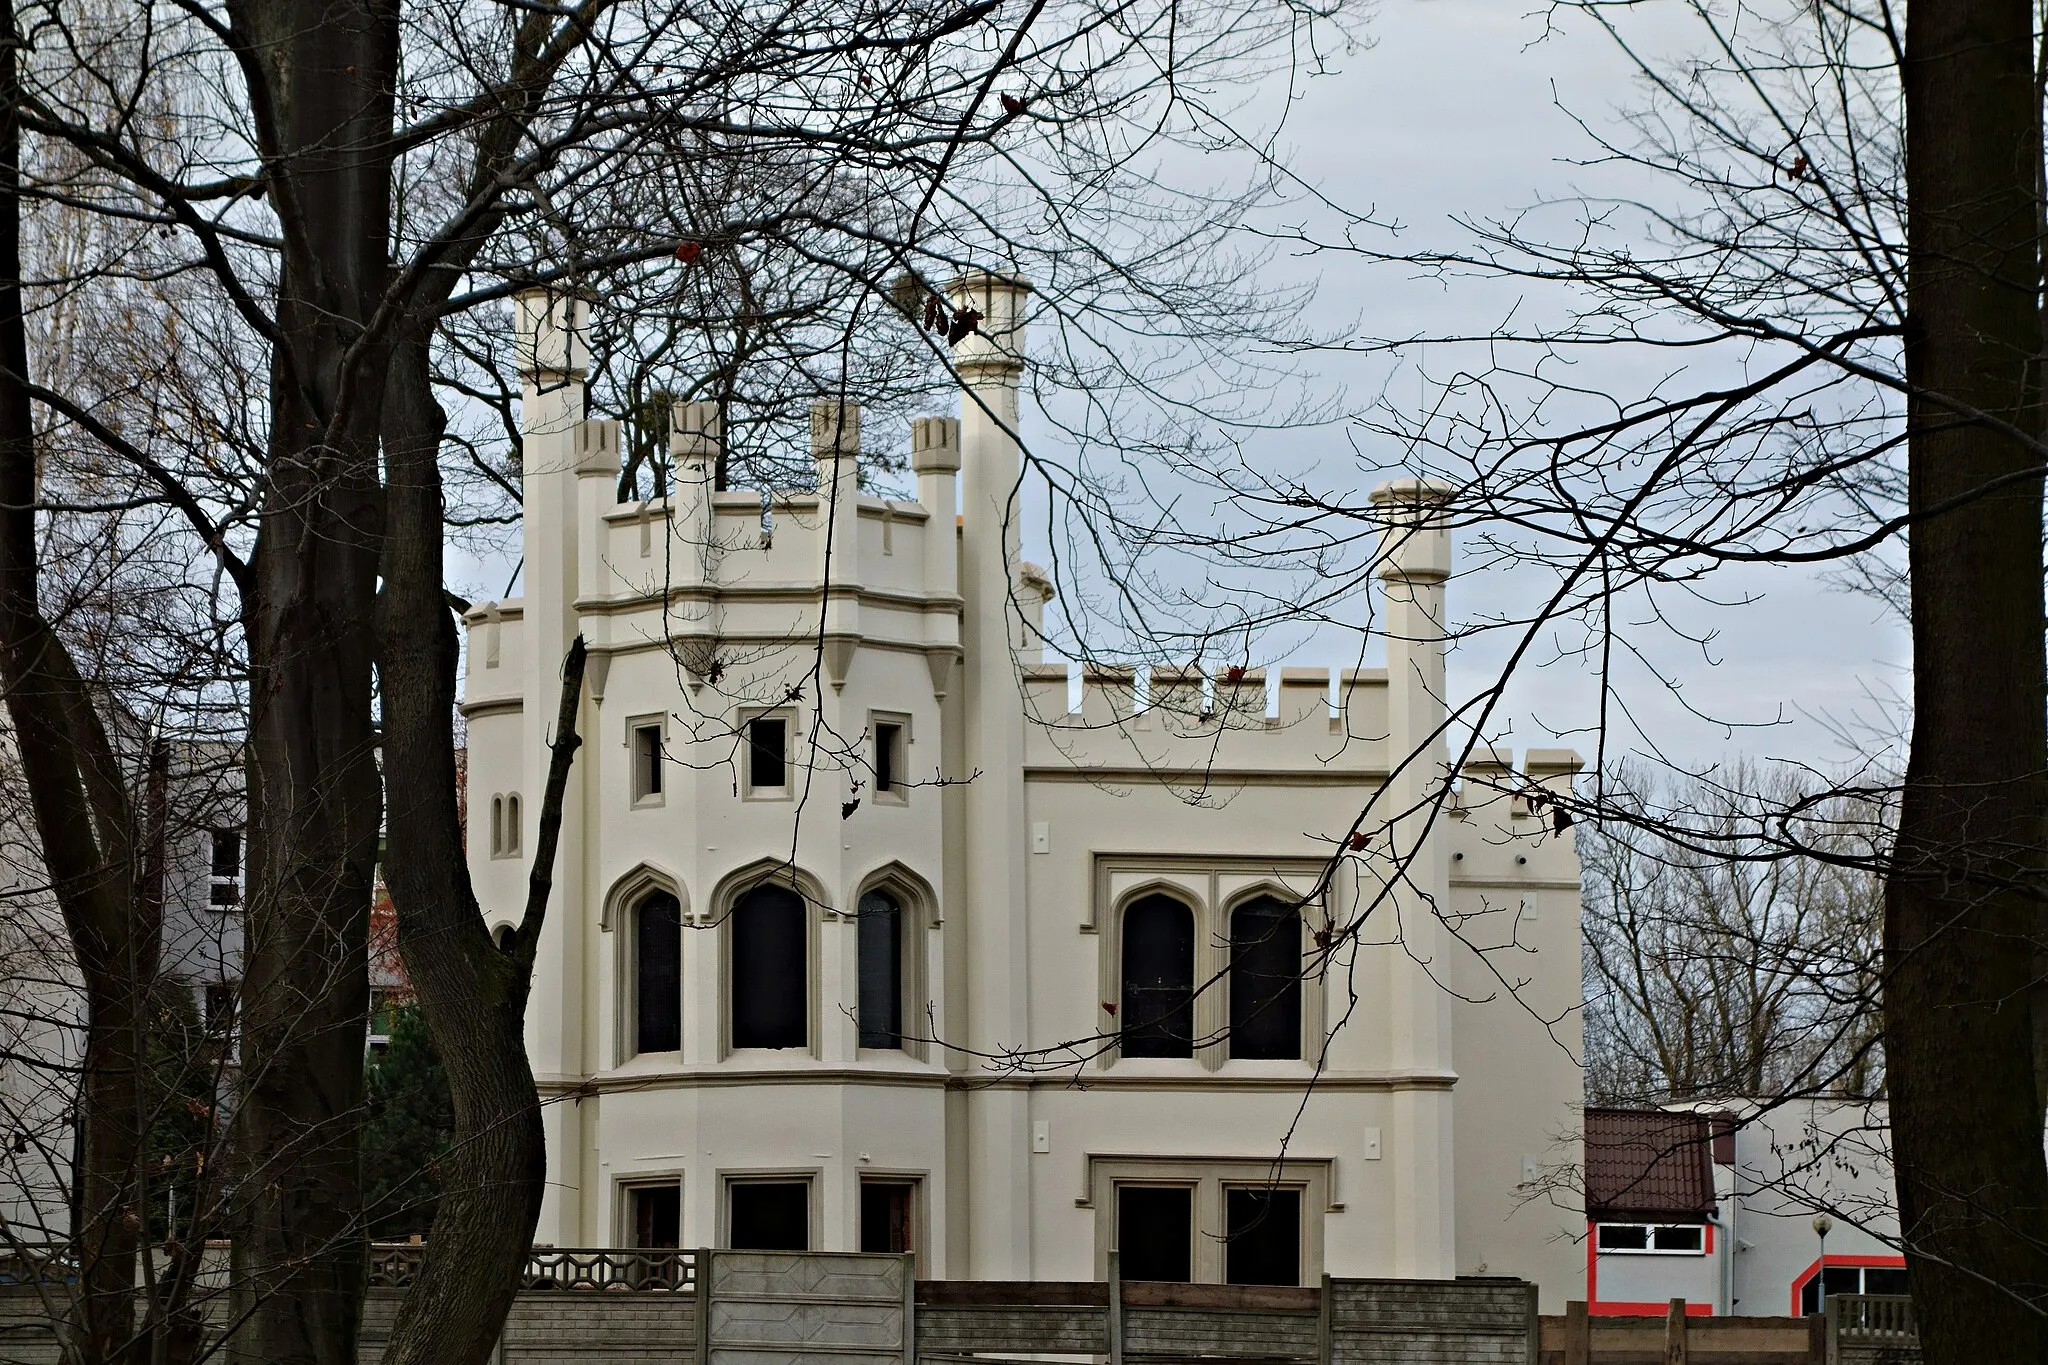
(635, 891, 683, 1054)
(1228, 896, 1302, 1060)
(857, 890, 903, 1049)
(731, 884, 807, 1049)
(1121, 894, 1195, 1058)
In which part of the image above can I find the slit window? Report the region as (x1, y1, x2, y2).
(504, 794, 521, 854)
(628, 1183, 681, 1248)
(209, 829, 242, 906)
(1116, 1185, 1193, 1282)
(874, 721, 904, 798)
(1121, 894, 1195, 1058)
(728, 1180, 810, 1250)
(857, 889, 903, 1048)
(1229, 897, 1302, 1060)
(747, 716, 788, 792)
(633, 724, 664, 802)
(731, 884, 807, 1048)
(635, 892, 683, 1054)
(1224, 1187, 1302, 1286)
(859, 1180, 916, 1254)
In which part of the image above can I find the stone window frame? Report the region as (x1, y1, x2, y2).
(1089, 855, 1327, 1071)
(626, 713, 667, 808)
(714, 859, 831, 1060)
(848, 861, 938, 1062)
(614, 1171, 686, 1248)
(719, 1168, 822, 1251)
(1082, 1154, 1333, 1285)
(738, 706, 798, 802)
(867, 709, 913, 806)
(601, 863, 689, 1066)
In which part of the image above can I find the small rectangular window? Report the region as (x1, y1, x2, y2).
(1596, 1223, 1649, 1251)
(632, 724, 664, 801)
(203, 982, 236, 1035)
(728, 1180, 809, 1250)
(210, 829, 242, 906)
(1224, 1186, 1301, 1286)
(628, 1183, 682, 1249)
(747, 717, 788, 791)
(1116, 1185, 1193, 1282)
(874, 722, 902, 795)
(859, 1180, 916, 1254)
(1652, 1224, 1704, 1252)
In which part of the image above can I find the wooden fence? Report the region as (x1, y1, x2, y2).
(1538, 1297, 1923, 1365)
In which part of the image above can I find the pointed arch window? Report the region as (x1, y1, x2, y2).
(1121, 894, 1195, 1058)
(857, 889, 903, 1048)
(731, 884, 807, 1048)
(635, 891, 683, 1054)
(1228, 896, 1302, 1060)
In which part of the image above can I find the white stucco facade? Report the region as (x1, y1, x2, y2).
(461, 276, 1588, 1305)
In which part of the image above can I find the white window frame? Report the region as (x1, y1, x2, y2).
(627, 715, 667, 807)
(1595, 1221, 1709, 1256)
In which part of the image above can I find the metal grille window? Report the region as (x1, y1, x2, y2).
(635, 892, 683, 1054)
(1121, 894, 1195, 1057)
(731, 884, 806, 1048)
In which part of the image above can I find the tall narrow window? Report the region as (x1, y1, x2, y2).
(1229, 897, 1302, 1060)
(857, 890, 903, 1048)
(731, 884, 806, 1048)
(859, 1180, 916, 1254)
(747, 716, 788, 791)
(873, 722, 903, 797)
(728, 1181, 810, 1250)
(209, 829, 242, 906)
(504, 794, 521, 854)
(490, 796, 505, 855)
(1224, 1187, 1302, 1285)
(1121, 894, 1195, 1057)
(632, 724, 664, 801)
(635, 892, 683, 1054)
(1116, 1185, 1193, 1282)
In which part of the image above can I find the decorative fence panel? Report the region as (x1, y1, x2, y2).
(706, 1251, 911, 1365)
(1825, 1295, 1917, 1365)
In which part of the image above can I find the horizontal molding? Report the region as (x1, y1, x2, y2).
(535, 1065, 1458, 1098)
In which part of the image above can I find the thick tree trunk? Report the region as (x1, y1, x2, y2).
(372, 328, 584, 1365)
(1889, 0, 2048, 1355)
(0, 1, 153, 1359)
(224, 0, 396, 1359)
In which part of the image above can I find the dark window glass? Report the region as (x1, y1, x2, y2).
(209, 879, 242, 907)
(875, 723, 901, 793)
(635, 726, 663, 798)
(1864, 1266, 1909, 1296)
(203, 983, 236, 1034)
(1229, 897, 1302, 1060)
(630, 1184, 681, 1248)
(860, 1181, 915, 1253)
(857, 890, 903, 1048)
(729, 1182, 809, 1250)
(635, 892, 683, 1053)
(1117, 1185, 1193, 1282)
(1801, 1264, 1869, 1315)
(1597, 1224, 1648, 1251)
(1121, 895, 1195, 1057)
(749, 717, 788, 789)
(1225, 1187, 1302, 1286)
(1652, 1224, 1704, 1252)
(211, 830, 241, 879)
(732, 884, 806, 1048)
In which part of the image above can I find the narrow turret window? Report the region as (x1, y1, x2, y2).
(1121, 894, 1195, 1058)
(747, 716, 788, 792)
(731, 883, 806, 1048)
(1228, 897, 1302, 1060)
(857, 889, 903, 1048)
(635, 891, 683, 1054)
(632, 723, 664, 802)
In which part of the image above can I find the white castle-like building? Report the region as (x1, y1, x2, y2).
(461, 275, 1588, 1304)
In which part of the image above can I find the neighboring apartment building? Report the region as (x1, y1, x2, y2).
(1585, 1100, 1904, 1317)
(461, 277, 1590, 1303)
(0, 724, 244, 1240)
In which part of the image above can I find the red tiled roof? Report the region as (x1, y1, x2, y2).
(1584, 1108, 1717, 1220)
